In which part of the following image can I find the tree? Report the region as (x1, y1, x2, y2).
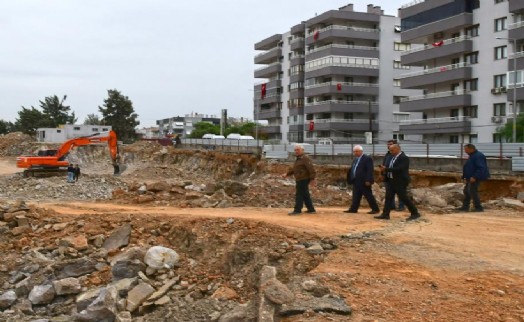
(497, 113, 524, 142)
(99, 89, 140, 143)
(0, 119, 15, 135)
(15, 107, 47, 135)
(189, 122, 220, 138)
(39, 95, 77, 127)
(83, 113, 103, 125)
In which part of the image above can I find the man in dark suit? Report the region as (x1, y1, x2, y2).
(376, 144, 421, 221)
(344, 145, 380, 214)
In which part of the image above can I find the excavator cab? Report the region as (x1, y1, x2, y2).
(37, 150, 58, 156)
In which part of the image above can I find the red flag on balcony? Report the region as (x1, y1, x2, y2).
(309, 121, 314, 131)
(313, 31, 319, 41)
(432, 40, 444, 47)
(261, 83, 266, 99)
(337, 83, 342, 91)
(439, 66, 447, 72)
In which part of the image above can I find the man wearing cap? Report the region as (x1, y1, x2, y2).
(344, 145, 380, 214)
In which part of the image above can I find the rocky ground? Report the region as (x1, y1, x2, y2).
(0, 134, 524, 321)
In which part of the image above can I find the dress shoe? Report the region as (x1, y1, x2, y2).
(406, 213, 421, 221)
(472, 208, 484, 212)
(374, 214, 390, 220)
(367, 210, 380, 215)
(306, 210, 316, 214)
(394, 207, 405, 211)
(288, 211, 301, 216)
(454, 207, 469, 212)
(343, 210, 358, 213)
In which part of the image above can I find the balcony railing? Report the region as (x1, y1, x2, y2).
(308, 25, 380, 36)
(400, 89, 470, 102)
(254, 62, 280, 72)
(314, 118, 375, 124)
(401, 35, 471, 55)
(512, 51, 524, 59)
(254, 47, 281, 58)
(290, 37, 305, 44)
(305, 81, 378, 89)
(400, 62, 469, 78)
(305, 57, 379, 72)
(307, 43, 378, 54)
(508, 20, 524, 30)
(400, 116, 471, 125)
(401, 0, 425, 9)
(306, 100, 379, 106)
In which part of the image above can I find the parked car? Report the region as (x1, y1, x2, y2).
(240, 135, 255, 140)
(226, 133, 242, 139)
(202, 134, 225, 139)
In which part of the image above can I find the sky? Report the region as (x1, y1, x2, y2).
(0, 0, 405, 128)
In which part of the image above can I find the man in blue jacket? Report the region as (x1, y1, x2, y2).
(344, 145, 380, 214)
(457, 144, 490, 212)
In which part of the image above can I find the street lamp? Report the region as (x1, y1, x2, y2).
(496, 37, 518, 142)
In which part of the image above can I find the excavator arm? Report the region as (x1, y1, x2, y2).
(17, 130, 121, 175)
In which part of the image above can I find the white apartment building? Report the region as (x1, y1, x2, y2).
(398, 0, 523, 143)
(254, 3, 422, 144)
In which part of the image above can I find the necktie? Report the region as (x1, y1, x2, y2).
(388, 155, 397, 178)
(352, 157, 361, 176)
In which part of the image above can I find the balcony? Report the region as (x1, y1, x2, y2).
(289, 107, 304, 116)
(305, 100, 378, 114)
(289, 124, 304, 132)
(257, 108, 281, 120)
(258, 92, 281, 105)
(305, 56, 379, 78)
(400, 62, 472, 89)
(399, 116, 472, 134)
(254, 62, 282, 78)
(290, 37, 305, 51)
(510, 0, 524, 12)
(290, 54, 305, 67)
(255, 34, 282, 50)
(401, 36, 473, 66)
(401, 13, 473, 43)
(508, 21, 524, 41)
(306, 25, 380, 45)
(306, 44, 379, 61)
(508, 84, 524, 101)
(254, 47, 282, 65)
(514, 51, 524, 70)
(259, 125, 281, 134)
(313, 118, 378, 132)
(305, 81, 379, 96)
(289, 88, 304, 100)
(399, 90, 472, 112)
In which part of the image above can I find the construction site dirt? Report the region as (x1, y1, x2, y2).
(0, 135, 523, 322)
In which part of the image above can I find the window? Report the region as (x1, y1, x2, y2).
(493, 133, 503, 143)
(393, 96, 407, 104)
(464, 52, 479, 64)
(393, 60, 410, 69)
(73, 127, 81, 131)
(495, 46, 507, 60)
(92, 128, 99, 132)
(494, 17, 507, 31)
(494, 74, 506, 87)
(449, 135, 459, 143)
(470, 134, 478, 143)
(343, 113, 354, 120)
(464, 79, 478, 91)
(394, 42, 411, 51)
(494, 103, 506, 116)
(393, 133, 405, 141)
(465, 25, 479, 37)
(450, 109, 459, 118)
(494, 0, 505, 3)
(102, 128, 108, 131)
(464, 106, 478, 118)
(56, 129, 61, 133)
(393, 79, 401, 87)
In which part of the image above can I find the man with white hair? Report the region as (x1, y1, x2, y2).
(344, 145, 380, 214)
(283, 144, 316, 215)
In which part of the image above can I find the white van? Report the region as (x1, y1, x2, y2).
(202, 134, 225, 139)
(226, 133, 242, 139)
(240, 135, 255, 140)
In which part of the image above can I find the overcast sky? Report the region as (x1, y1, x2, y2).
(0, 0, 404, 128)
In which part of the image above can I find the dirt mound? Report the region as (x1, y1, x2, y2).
(0, 132, 37, 157)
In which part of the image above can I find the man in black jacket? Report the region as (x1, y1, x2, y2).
(376, 144, 421, 221)
(344, 145, 380, 214)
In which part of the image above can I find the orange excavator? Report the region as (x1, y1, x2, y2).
(16, 130, 121, 177)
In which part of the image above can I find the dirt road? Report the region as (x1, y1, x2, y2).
(36, 201, 524, 321)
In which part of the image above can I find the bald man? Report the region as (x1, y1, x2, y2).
(344, 145, 380, 214)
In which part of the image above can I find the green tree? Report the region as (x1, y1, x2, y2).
(15, 107, 47, 135)
(189, 121, 220, 138)
(99, 89, 140, 143)
(497, 113, 524, 142)
(83, 113, 103, 125)
(39, 95, 76, 127)
(0, 119, 15, 135)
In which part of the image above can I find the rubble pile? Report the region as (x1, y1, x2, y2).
(0, 132, 38, 157)
(0, 200, 352, 322)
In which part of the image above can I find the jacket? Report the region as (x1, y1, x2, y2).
(347, 154, 374, 185)
(384, 151, 411, 187)
(287, 155, 316, 181)
(462, 150, 490, 180)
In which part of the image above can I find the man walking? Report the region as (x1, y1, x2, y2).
(344, 145, 380, 214)
(382, 139, 404, 211)
(284, 144, 316, 215)
(376, 144, 421, 221)
(456, 144, 490, 212)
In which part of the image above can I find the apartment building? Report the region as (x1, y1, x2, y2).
(398, 0, 524, 143)
(254, 4, 421, 144)
(157, 114, 220, 138)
